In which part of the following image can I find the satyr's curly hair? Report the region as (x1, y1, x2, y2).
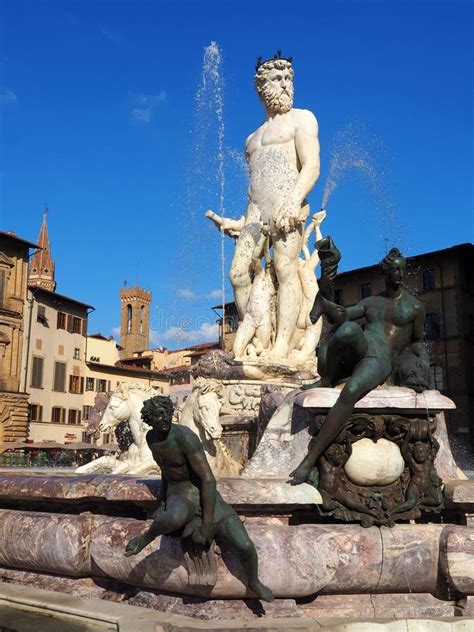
(141, 396, 174, 426)
(380, 247, 406, 275)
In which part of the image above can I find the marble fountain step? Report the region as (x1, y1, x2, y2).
(0, 582, 473, 631)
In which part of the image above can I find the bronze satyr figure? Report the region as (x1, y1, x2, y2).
(291, 247, 428, 484)
(124, 395, 274, 603)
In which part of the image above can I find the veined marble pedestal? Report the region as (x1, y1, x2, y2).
(242, 385, 465, 482)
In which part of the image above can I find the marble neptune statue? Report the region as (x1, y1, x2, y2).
(207, 53, 321, 367)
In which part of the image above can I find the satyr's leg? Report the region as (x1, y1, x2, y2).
(389, 483, 419, 517)
(125, 496, 195, 556)
(255, 312, 273, 352)
(291, 354, 390, 483)
(421, 484, 444, 507)
(233, 314, 257, 358)
(298, 318, 323, 357)
(229, 219, 262, 320)
(216, 515, 274, 602)
(269, 224, 305, 358)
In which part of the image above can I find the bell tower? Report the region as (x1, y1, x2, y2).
(120, 286, 152, 357)
(29, 209, 56, 292)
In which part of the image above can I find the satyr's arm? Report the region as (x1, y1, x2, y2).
(205, 210, 245, 238)
(401, 426, 411, 460)
(181, 430, 217, 539)
(250, 231, 268, 275)
(304, 210, 326, 269)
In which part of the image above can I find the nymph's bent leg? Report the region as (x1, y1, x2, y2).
(124, 496, 195, 556)
(291, 355, 390, 483)
(216, 515, 274, 602)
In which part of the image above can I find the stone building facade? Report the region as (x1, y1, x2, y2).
(119, 286, 151, 358)
(120, 341, 220, 406)
(0, 231, 39, 443)
(23, 286, 93, 443)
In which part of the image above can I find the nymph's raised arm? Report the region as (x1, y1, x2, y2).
(346, 302, 366, 321)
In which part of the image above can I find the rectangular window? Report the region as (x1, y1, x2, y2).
(69, 375, 84, 394)
(86, 377, 95, 391)
(67, 314, 74, 333)
(68, 409, 81, 425)
(96, 379, 107, 393)
(422, 269, 436, 291)
(360, 283, 372, 299)
(51, 407, 66, 423)
(102, 433, 111, 445)
(28, 404, 43, 422)
(57, 312, 67, 330)
(37, 304, 47, 324)
(0, 270, 5, 304)
(53, 361, 66, 392)
(81, 432, 92, 444)
(31, 356, 44, 388)
(83, 405, 91, 421)
(74, 348, 80, 360)
(73, 317, 80, 333)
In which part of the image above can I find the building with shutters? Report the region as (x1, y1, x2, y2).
(23, 286, 93, 442)
(21, 213, 94, 443)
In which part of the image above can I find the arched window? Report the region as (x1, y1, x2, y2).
(126, 304, 132, 334)
(422, 268, 436, 291)
(430, 364, 444, 391)
(139, 305, 145, 334)
(424, 313, 441, 341)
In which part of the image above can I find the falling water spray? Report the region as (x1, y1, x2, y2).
(197, 42, 226, 334)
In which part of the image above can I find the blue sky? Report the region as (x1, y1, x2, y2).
(1, 0, 472, 348)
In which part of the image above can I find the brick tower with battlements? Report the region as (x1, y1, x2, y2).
(29, 210, 56, 292)
(120, 286, 152, 358)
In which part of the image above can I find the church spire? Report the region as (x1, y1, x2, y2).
(29, 207, 56, 292)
